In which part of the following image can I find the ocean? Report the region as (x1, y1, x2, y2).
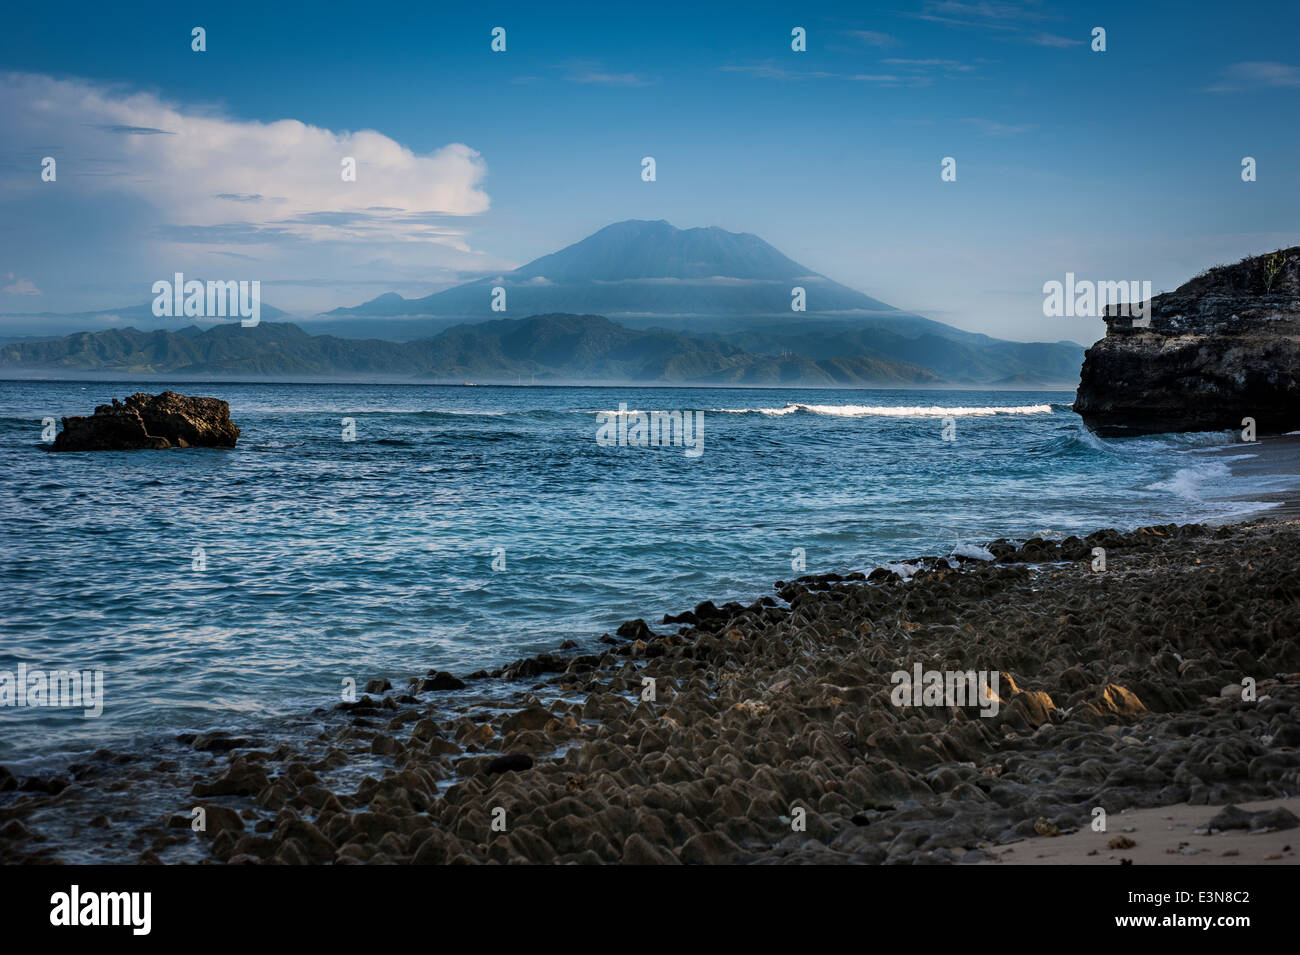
(0, 380, 1285, 765)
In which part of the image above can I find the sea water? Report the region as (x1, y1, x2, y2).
(0, 380, 1282, 763)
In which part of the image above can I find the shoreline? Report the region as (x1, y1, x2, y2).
(1206, 432, 1300, 519)
(3, 516, 1299, 864)
(4, 427, 1297, 775)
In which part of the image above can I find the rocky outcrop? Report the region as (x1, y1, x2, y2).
(1075, 248, 1300, 435)
(52, 391, 240, 451)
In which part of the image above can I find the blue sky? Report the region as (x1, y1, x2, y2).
(1, 0, 1297, 342)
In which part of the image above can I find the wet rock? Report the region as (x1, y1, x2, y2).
(420, 671, 467, 692)
(0, 820, 32, 840)
(692, 601, 729, 629)
(485, 754, 534, 776)
(411, 718, 444, 742)
(18, 776, 67, 795)
(191, 732, 255, 753)
(679, 831, 742, 864)
(192, 758, 268, 797)
(52, 391, 240, 451)
(273, 818, 335, 864)
(502, 706, 554, 734)
(616, 619, 655, 641)
(663, 610, 698, 626)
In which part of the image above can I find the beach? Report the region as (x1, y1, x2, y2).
(3, 514, 1298, 865)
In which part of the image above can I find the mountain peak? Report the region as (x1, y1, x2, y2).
(512, 219, 804, 283)
(323, 218, 901, 327)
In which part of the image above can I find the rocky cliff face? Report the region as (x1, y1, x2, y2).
(1074, 248, 1300, 435)
(52, 392, 240, 451)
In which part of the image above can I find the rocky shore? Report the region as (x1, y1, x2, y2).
(2, 519, 1298, 865)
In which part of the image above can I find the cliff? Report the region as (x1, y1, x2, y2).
(1074, 248, 1300, 435)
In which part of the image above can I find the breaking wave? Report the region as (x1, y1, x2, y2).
(709, 402, 1057, 418)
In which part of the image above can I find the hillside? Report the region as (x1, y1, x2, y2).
(0, 314, 941, 386)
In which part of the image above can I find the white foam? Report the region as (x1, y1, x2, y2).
(711, 403, 1054, 418)
(235, 406, 507, 415)
(1145, 461, 1232, 501)
(950, 542, 996, 561)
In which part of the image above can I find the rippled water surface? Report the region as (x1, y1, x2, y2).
(0, 380, 1280, 762)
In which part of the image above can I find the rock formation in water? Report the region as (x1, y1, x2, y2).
(1075, 248, 1300, 435)
(52, 391, 240, 451)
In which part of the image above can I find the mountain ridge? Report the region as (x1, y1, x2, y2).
(302, 219, 1084, 382)
(0, 314, 948, 387)
(0, 221, 1086, 384)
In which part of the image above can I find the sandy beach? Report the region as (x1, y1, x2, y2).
(981, 796, 1299, 865)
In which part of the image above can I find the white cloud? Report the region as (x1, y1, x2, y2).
(0, 72, 489, 245)
(963, 117, 1033, 137)
(910, 1, 1076, 47)
(719, 63, 906, 85)
(552, 61, 657, 86)
(1204, 62, 1300, 93)
(884, 58, 976, 70)
(0, 72, 507, 314)
(846, 31, 897, 47)
(569, 70, 655, 86)
(2, 275, 41, 295)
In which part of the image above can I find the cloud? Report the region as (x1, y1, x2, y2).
(913, 0, 1041, 27)
(719, 63, 906, 86)
(723, 55, 987, 86)
(909, 1, 1078, 46)
(1, 72, 490, 247)
(570, 70, 655, 86)
(3, 275, 41, 295)
(846, 30, 898, 47)
(554, 61, 657, 86)
(884, 58, 979, 73)
(0, 72, 507, 315)
(963, 117, 1033, 136)
(1204, 61, 1300, 92)
(96, 124, 175, 135)
(1025, 32, 1077, 48)
(590, 276, 791, 287)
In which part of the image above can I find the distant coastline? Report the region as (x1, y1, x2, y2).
(0, 372, 1084, 390)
